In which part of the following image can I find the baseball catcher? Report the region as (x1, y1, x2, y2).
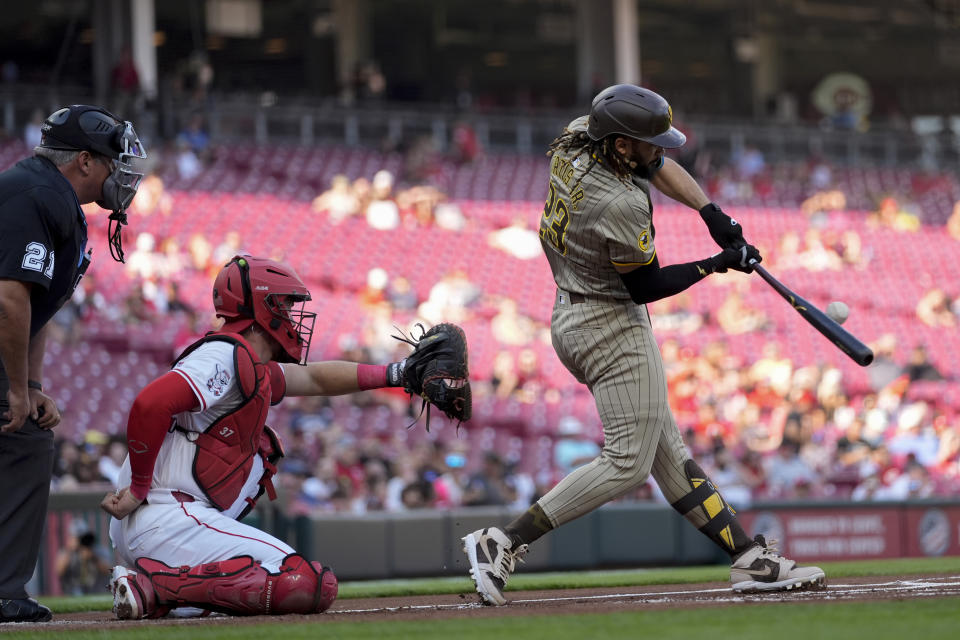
(391, 323, 472, 430)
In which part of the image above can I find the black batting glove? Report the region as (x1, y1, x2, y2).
(699, 202, 745, 250)
(709, 244, 761, 274)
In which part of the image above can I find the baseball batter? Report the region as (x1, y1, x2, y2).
(101, 255, 419, 619)
(463, 85, 825, 605)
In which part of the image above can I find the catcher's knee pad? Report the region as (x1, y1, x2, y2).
(271, 555, 338, 614)
(134, 553, 337, 616)
(669, 460, 749, 553)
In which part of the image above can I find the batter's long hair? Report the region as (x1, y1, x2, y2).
(547, 127, 635, 190)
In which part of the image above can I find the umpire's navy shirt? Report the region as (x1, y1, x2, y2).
(0, 156, 88, 340)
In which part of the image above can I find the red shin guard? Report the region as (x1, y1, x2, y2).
(135, 553, 338, 616)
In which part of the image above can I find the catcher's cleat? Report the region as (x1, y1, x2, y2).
(730, 535, 825, 593)
(110, 566, 162, 620)
(462, 527, 528, 606)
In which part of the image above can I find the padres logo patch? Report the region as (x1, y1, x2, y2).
(637, 229, 650, 251)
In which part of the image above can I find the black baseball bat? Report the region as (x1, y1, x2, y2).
(752, 263, 874, 366)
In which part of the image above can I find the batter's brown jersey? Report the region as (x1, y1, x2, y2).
(539, 116, 656, 302)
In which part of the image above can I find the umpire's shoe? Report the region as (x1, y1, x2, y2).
(730, 535, 826, 593)
(0, 597, 52, 623)
(462, 527, 528, 606)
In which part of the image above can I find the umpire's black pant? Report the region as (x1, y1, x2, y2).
(0, 418, 54, 599)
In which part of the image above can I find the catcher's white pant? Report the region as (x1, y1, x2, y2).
(109, 492, 294, 573)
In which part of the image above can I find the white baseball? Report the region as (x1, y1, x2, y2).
(826, 301, 849, 325)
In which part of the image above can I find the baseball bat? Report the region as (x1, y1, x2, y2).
(751, 263, 874, 366)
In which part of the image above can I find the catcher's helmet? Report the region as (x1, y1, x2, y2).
(213, 255, 316, 365)
(587, 84, 686, 148)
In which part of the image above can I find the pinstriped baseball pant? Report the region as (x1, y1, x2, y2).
(537, 290, 709, 530)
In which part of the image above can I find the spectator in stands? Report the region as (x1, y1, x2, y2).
(905, 344, 944, 382)
(462, 452, 513, 506)
(798, 228, 843, 271)
(838, 229, 870, 269)
(186, 233, 214, 274)
(311, 174, 360, 224)
(128, 175, 173, 218)
(709, 448, 755, 509)
(947, 199, 960, 241)
(386, 275, 419, 311)
(417, 269, 481, 324)
(916, 288, 957, 328)
(876, 458, 935, 500)
(212, 230, 244, 267)
(734, 145, 765, 180)
(553, 416, 600, 475)
(174, 138, 202, 181)
(55, 521, 112, 596)
(385, 457, 421, 512)
(98, 436, 129, 487)
(122, 286, 156, 324)
(22, 109, 44, 149)
(365, 170, 400, 231)
(163, 281, 193, 314)
(763, 440, 818, 499)
(110, 47, 141, 118)
(888, 403, 940, 467)
(514, 348, 544, 403)
(358, 267, 389, 307)
(868, 333, 903, 391)
(868, 196, 920, 232)
(434, 201, 467, 231)
(52, 439, 82, 491)
(451, 120, 481, 166)
(771, 230, 803, 271)
(397, 183, 446, 228)
(177, 113, 210, 157)
(490, 350, 520, 399)
(491, 298, 537, 346)
(400, 479, 436, 509)
(716, 288, 769, 335)
(156, 237, 187, 280)
(125, 232, 162, 280)
(487, 215, 541, 260)
(800, 189, 846, 223)
(648, 291, 704, 335)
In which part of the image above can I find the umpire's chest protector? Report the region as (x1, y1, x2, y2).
(176, 332, 276, 512)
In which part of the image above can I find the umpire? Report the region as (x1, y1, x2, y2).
(0, 105, 146, 623)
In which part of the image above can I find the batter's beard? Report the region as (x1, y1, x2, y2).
(620, 150, 659, 181)
(629, 161, 657, 181)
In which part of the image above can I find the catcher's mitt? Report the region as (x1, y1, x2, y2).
(394, 323, 472, 429)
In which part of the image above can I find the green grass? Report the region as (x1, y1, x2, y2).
(30, 556, 960, 615)
(6, 599, 960, 639)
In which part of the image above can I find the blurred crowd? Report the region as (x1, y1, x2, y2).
(14, 104, 958, 521)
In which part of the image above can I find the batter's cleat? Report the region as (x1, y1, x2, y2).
(110, 566, 161, 619)
(730, 535, 826, 593)
(462, 527, 529, 606)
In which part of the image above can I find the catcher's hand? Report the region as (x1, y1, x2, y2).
(394, 323, 472, 429)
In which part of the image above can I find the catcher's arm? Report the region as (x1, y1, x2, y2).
(281, 360, 406, 397)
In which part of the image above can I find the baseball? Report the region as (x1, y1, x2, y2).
(826, 301, 849, 325)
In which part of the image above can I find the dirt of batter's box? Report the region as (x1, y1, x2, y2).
(10, 574, 960, 632)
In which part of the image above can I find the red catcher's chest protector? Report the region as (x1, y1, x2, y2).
(175, 332, 283, 515)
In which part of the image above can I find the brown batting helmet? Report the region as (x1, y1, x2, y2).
(587, 84, 686, 148)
